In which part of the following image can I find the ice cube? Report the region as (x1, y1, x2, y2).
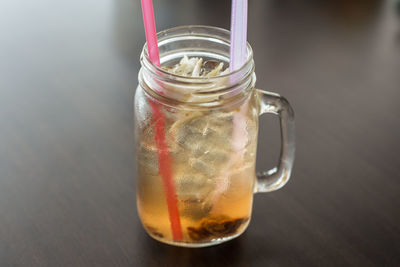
(206, 62, 224, 77)
(164, 56, 228, 77)
(172, 112, 234, 152)
(176, 171, 215, 220)
(137, 124, 159, 175)
(138, 144, 159, 176)
(176, 173, 214, 197)
(189, 157, 217, 177)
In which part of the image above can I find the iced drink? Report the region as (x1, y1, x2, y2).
(136, 57, 257, 245)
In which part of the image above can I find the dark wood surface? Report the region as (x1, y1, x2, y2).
(1, 0, 400, 266)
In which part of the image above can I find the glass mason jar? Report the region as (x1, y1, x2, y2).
(135, 26, 295, 247)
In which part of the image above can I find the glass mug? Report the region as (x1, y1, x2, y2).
(134, 26, 295, 247)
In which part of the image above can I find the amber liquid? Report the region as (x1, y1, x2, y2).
(136, 101, 257, 246)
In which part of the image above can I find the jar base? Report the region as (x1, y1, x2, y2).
(145, 220, 250, 248)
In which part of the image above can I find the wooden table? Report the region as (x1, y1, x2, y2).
(1, 0, 399, 266)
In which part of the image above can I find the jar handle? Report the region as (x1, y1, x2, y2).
(255, 89, 295, 193)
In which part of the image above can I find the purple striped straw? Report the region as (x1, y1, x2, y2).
(230, 0, 248, 72)
(212, 0, 250, 205)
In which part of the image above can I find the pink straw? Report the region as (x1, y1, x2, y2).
(140, 0, 183, 241)
(141, 0, 160, 67)
(230, 0, 248, 72)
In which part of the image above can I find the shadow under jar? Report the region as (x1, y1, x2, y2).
(135, 25, 295, 247)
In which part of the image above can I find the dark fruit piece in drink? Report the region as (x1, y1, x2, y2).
(187, 216, 248, 241)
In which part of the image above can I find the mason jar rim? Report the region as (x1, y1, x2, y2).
(139, 25, 256, 108)
(141, 25, 254, 83)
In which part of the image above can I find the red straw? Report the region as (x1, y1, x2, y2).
(140, 0, 183, 241)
